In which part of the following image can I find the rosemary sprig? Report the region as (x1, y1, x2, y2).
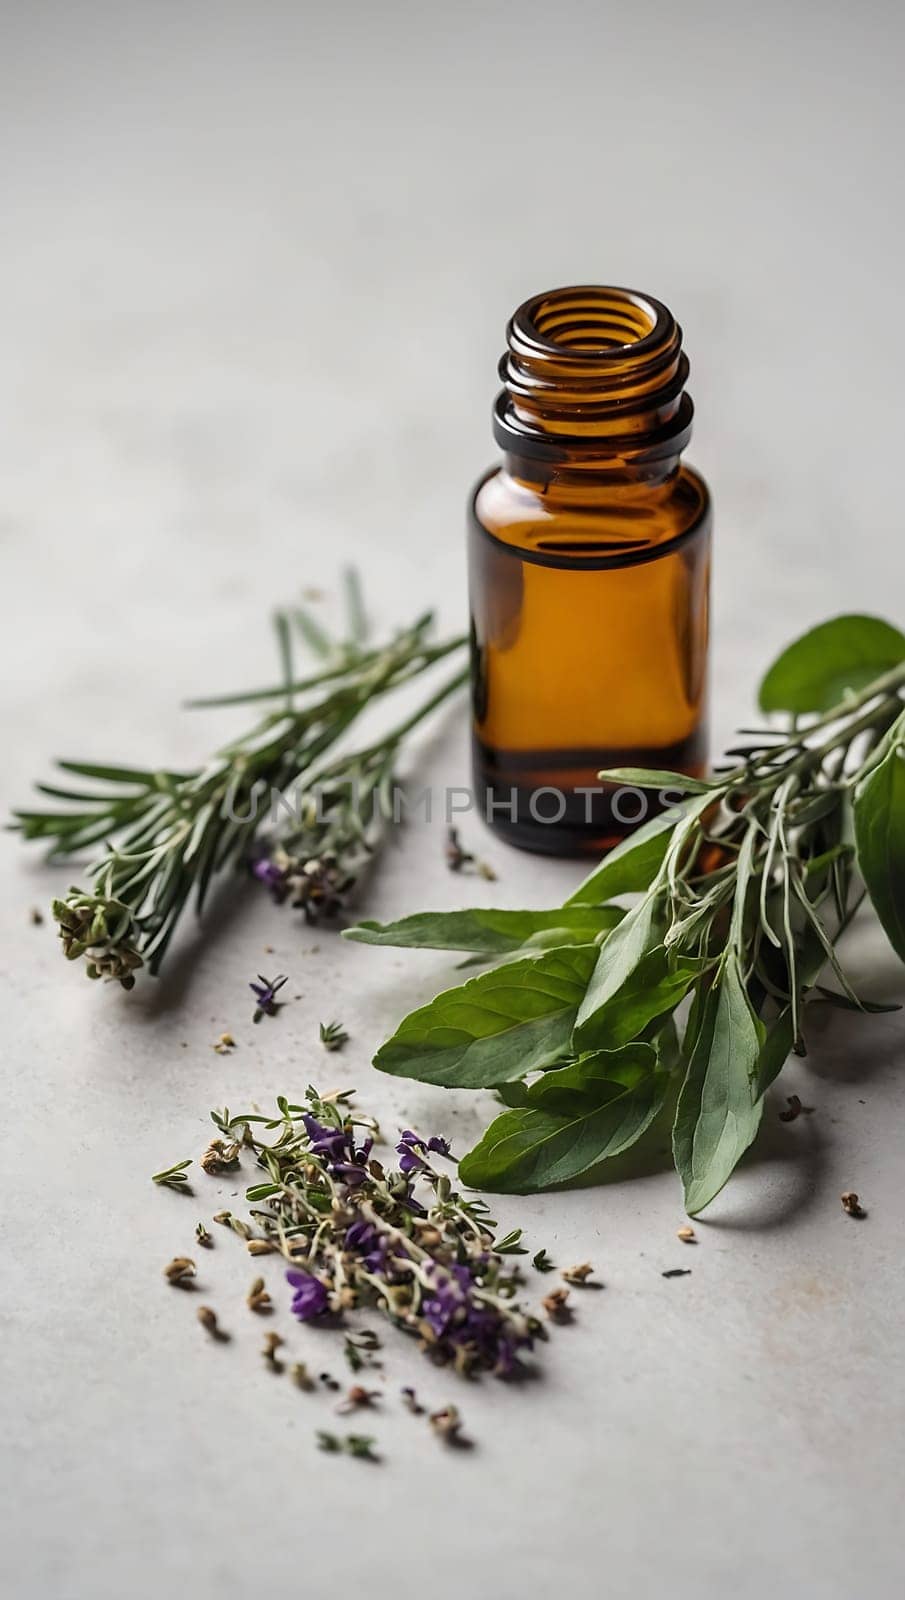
(13, 574, 467, 984)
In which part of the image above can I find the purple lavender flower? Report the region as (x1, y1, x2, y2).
(396, 1129, 451, 1174)
(286, 1268, 329, 1321)
(251, 856, 286, 891)
(421, 1264, 472, 1336)
(302, 1114, 353, 1164)
(344, 1219, 389, 1272)
(249, 972, 288, 1022)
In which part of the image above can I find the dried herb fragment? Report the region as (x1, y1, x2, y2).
(196, 1306, 228, 1340)
(337, 1385, 380, 1414)
(195, 1222, 213, 1249)
(320, 1020, 349, 1053)
(164, 1256, 196, 1287)
(445, 827, 496, 880)
(401, 1386, 424, 1415)
(344, 1434, 379, 1460)
(779, 1094, 813, 1122)
(429, 1405, 466, 1445)
(841, 1191, 867, 1218)
(542, 1287, 571, 1322)
(152, 1159, 192, 1194)
(662, 1268, 692, 1279)
(262, 1332, 285, 1370)
(532, 1249, 555, 1273)
(250, 973, 288, 1023)
(676, 1226, 696, 1244)
(200, 1138, 241, 1175)
(247, 1239, 277, 1257)
(562, 1262, 596, 1286)
(247, 1277, 273, 1314)
(317, 1430, 342, 1453)
(290, 1362, 314, 1391)
(213, 1033, 236, 1055)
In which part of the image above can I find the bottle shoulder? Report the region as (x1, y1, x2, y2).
(471, 463, 710, 562)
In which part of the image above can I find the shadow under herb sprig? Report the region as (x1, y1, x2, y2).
(13, 569, 467, 985)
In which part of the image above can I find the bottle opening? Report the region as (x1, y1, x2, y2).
(524, 287, 661, 355)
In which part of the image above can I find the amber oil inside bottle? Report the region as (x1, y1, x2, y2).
(469, 285, 711, 856)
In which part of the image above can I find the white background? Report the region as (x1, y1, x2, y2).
(1, 4, 903, 1597)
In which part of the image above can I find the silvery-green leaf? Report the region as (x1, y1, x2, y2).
(575, 889, 666, 1031)
(566, 808, 681, 905)
(673, 956, 765, 1215)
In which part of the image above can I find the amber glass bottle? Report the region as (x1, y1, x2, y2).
(469, 285, 711, 856)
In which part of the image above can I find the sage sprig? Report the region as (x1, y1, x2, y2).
(351, 614, 905, 1214)
(13, 574, 466, 984)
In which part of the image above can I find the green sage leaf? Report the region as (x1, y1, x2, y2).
(458, 1043, 666, 1193)
(758, 614, 905, 715)
(372, 944, 598, 1088)
(344, 904, 622, 956)
(673, 956, 765, 1215)
(854, 726, 905, 964)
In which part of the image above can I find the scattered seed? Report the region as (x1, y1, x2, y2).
(429, 1405, 466, 1444)
(290, 1362, 315, 1391)
(841, 1191, 867, 1219)
(542, 1287, 571, 1322)
(196, 1305, 228, 1341)
(163, 1256, 196, 1287)
(261, 1331, 285, 1370)
(337, 1385, 380, 1414)
(247, 1239, 276, 1256)
(30, 907, 44, 926)
(247, 1277, 273, 1314)
(213, 1033, 236, 1055)
(212, 1210, 232, 1226)
(662, 1268, 692, 1279)
(779, 1094, 814, 1122)
(401, 1385, 424, 1415)
(562, 1262, 595, 1286)
(195, 1222, 214, 1249)
(676, 1226, 696, 1244)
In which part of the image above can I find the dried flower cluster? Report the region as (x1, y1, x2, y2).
(196, 1090, 547, 1378)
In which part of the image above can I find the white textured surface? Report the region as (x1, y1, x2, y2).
(1, 4, 904, 1597)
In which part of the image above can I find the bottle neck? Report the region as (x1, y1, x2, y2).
(493, 285, 693, 481)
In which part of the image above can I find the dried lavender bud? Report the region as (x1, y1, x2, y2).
(195, 1222, 214, 1249)
(197, 1306, 228, 1341)
(247, 1277, 272, 1314)
(212, 1211, 232, 1226)
(164, 1256, 196, 1287)
(247, 1239, 277, 1257)
(230, 1218, 253, 1241)
(262, 1332, 284, 1370)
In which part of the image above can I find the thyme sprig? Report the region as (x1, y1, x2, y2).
(13, 574, 467, 984)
